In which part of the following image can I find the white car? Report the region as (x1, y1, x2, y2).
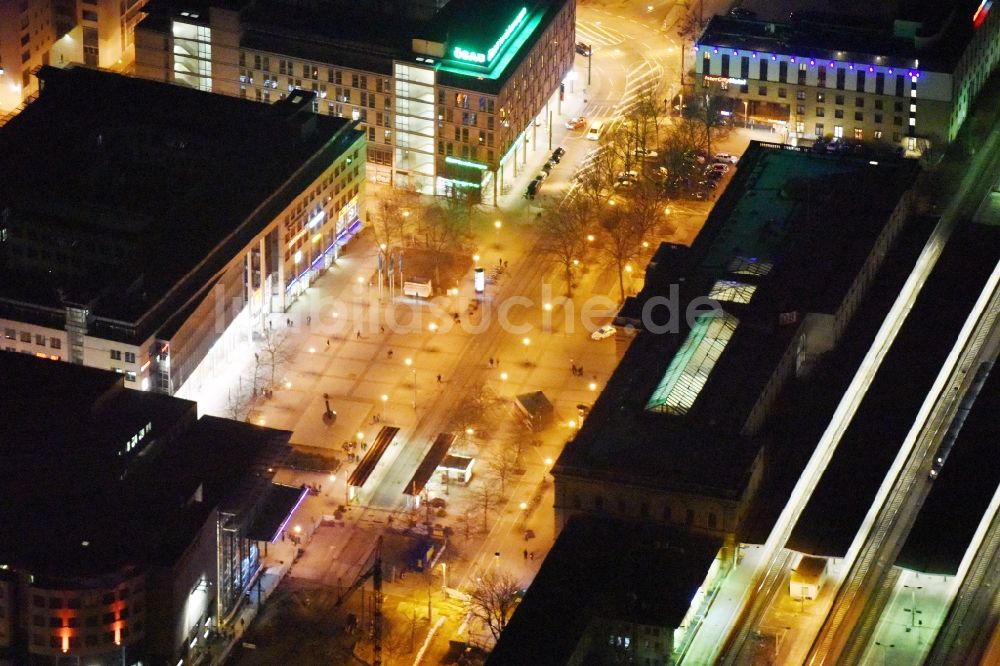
(591, 324, 616, 340)
(713, 152, 739, 164)
(636, 147, 659, 160)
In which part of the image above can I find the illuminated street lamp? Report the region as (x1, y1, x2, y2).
(586, 234, 595, 242)
(500, 372, 509, 382)
(380, 393, 388, 420)
(588, 382, 597, 391)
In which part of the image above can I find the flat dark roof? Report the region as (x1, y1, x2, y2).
(556, 145, 917, 500)
(0, 66, 359, 339)
(697, 0, 980, 71)
(787, 221, 1000, 557)
(348, 426, 399, 488)
(897, 363, 1000, 574)
(487, 517, 721, 665)
(404, 432, 455, 496)
(0, 352, 291, 579)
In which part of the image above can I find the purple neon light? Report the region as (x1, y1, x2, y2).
(696, 45, 921, 77)
(269, 486, 311, 543)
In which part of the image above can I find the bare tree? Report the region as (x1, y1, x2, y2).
(469, 478, 501, 532)
(448, 382, 503, 440)
(576, 137, 621, 208)
(487, 446, 519, 498)
(465, 570, 521, 643)
(371, 187, 420, 250)
(538, 198, 592, 297)
(454, 507, 480, 542)
(597, 203, 643, 302)
(688, 92, 728, 158)
(225, 381, 255, 422)
(257, 326, 295, 391)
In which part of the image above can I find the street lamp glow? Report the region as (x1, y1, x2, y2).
(494, 220, 502, 229)
(329, 474, 336, 482)
(519, 501, 528, 510)
(522, 337, 531, 346)
(589, 382, 597, 391)
(625, 264, 633, 274)
(642, 241, 650, 248)
(500, 372, 508, 381)
(544, 457, 553, 466)
(428, 322, 439, 332)
(258, 418, 266, 425)
(465, 427, 475, 435)
(381, 394, 388, 402)
(573, 258, 580, 266)
(294, 251, 302, 263)
(380, 243, 387, 250)
(543, 302, 553, 311)
(293, 525, 302, 534)
(309, 347, 316, 353)
(567, 420, 576, 428)
(473, 253, 480, 263)
(356, 276, 364, 284)
(664, 207, 672, 215)
(357, 431, 364, 440)
(404, 357, 413, 366)
(587, 234, 595, 242)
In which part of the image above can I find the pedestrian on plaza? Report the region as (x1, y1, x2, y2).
(489, 357, 494, 368)
(327, 338, 331, 348)
(499, 257, 503, 266)
(388, 349, 393, 359)
(578, 365, 584, 377)
(495, 358, 500, 367)
(530, 552, 534, 561)
(357, 330, 362, 340)
(380, 324, 385, 334)
(307, 315, 311, 326)
(523, 548, 528, 560)
(437, 374, 442, 383)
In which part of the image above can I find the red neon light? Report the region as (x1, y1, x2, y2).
(973, 0, 993, 28)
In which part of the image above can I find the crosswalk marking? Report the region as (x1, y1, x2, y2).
(576, 22, 627, 47)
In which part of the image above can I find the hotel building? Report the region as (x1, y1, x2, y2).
(134, 0, 576, 202)
(694, 0, 1000, 153)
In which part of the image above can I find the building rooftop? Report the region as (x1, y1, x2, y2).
(486, 516, 721, 666)
(142, 0, 569, 95)
(0, 352, 291, 580)
(697, 0, 981, 71)
(897, 363, 1000, 574)
(0, 65, 359, 341)
(556, 144, 917, 500)
(787, 221, 1000, 557)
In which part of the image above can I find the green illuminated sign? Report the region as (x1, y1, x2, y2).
(453, 47, 486, 64)
(451, 6, 527, 65)
(450, 179, 482, 188)
(445, 155, 489, 170)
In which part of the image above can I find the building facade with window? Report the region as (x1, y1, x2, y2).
(694, 1, 1000, 154)
(134, 0, 575, 202)
(0, 352, 301, 665)
(0, 66, 365, 395)
(0, 0, 152, 115)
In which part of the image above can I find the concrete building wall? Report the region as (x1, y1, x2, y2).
(0, 0, 56, 113)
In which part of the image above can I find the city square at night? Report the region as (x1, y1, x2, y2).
(1, 0, 999, 664)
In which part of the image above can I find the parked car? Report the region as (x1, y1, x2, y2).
(541, 161, 554, 174)
(564, 116, 587, 130)
(706, 163, 730, 175)
(591, 324, 616, 340)
(526, 177, 542, 198)
(713, 152, 739, 164)
(635, 147, 659, 160)
(614, 170, 639, 189)
(575, 42, 592, 56)
(551, 146, 566, 162)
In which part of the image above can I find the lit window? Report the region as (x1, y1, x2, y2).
(727, 256, 773, 276)
(708, 280, 757, 304)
